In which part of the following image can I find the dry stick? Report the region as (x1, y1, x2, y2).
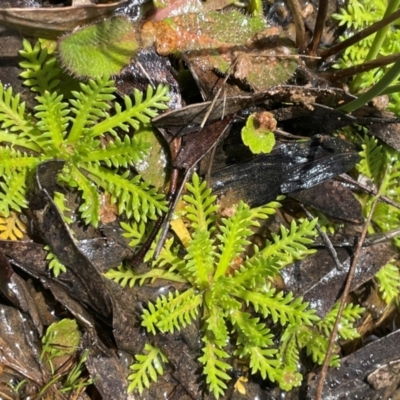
(319, 53, 400, 82)
(300, 204, 343, 270)
(365, 226, 400, 245)
(339, 173, 400, 210)
(320, 8, 400, 59)
(131, 169, 179, 267)
(154, 167, 193, 259)
(136, 61, 156, 89)
(154, 67, 234, 259)
(286, 0, 306, 53)
(200, 61, 236, 129)
(314, 192, 381, 400)
(275, 128, 308, 139)
(308, 0, 329, 57)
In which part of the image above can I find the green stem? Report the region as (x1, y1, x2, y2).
(248, 0, 263, 16)
(351, 0, 400, 92)
(380, 84, 400, 95)
(338, 56, 400, 113)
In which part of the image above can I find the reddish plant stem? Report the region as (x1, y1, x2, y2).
(308, 0, 329, 56)
(287, 0, 306, 52)
(314, 193, 381, 400)
(319, 53, 400, 82)
(320, 8, 400, 59)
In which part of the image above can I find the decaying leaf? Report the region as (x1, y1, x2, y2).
(210, 136, 360, 208)
(282, 242, 397, 317)
(289, 180, 363, 224)
(0, 212, 27, 240)
(0, 1, 126, 39)
(141, 10, 266, 56)
(150, 0, 237, 20)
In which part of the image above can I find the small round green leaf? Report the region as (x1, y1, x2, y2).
(241, 112, 276, 154)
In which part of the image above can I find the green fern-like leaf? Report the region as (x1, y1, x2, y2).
(181, 229, 215, 287)
(279, 326, 300, 371)
(299, 328, 340, 366)
(142, 288, 202, 334)
(85, 135, 150, 168)
(86, 164, 167, 223)
(183, 172, 219, 231)
(45, 245, 67, 277)
(231, 310, 274, 348)
(53, 192, 73, 224)
(317, 302, 364, 340)
(214, 202, 256, 279)
(236, 344, 281, 382)
(199, 337, 231, 399)
(0, 171, 30, 216)
(332, 0, 400, 110)
(356, 134, 385, 183)
(261, 219, 318, 265)
(104, 264, 186, 288)
(127, 344, 168, 394)
(236, 285, 319, 326)
(91, 85, 170, 137)
(34, 90, 69, 147)
(120, 220, 147, 247)
(67, 77, 115, 144)
(204, 304, 230, 347)
(0, 85, 41, 149)
(19, 39, 60, 94)
(0, 39, 170, 227)
(153, 237, 186, 271)
(375, 262, 400, 304)
(67, 165, 101, 226)
(107, 174, 360, 398)
(229, 250, 280, 289)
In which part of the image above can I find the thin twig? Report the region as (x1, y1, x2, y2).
(351, 0, 400, 92)
(338, 56, 400, 113)
(286, 0, 306, 52)
(314, 192, 381, 400)
(320, 8, 400, 59)
(274, 128, 308, 139)
(308, 0, 329, 56)
(339, 174, 400, 210)
(365, 226, 400, 245)
(200, 60, 237, 128)
(136, 60, 156, 89)
(300, 204, 343, 270)
(319, 53, 400, 82)
(153, 168, 193, 259)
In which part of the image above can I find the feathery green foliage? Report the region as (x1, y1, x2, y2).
(376, 261, 400, 304)
(354, 133, 400, 301)
(127, 344, 168, 394)
(106, 174, 363, 398)
(0, 39, 169, 226)
(333, 0, 400, 113)
(279, 302, 364, 386)
(356, 134, 400, 248)
(45, 245, 67, 277)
